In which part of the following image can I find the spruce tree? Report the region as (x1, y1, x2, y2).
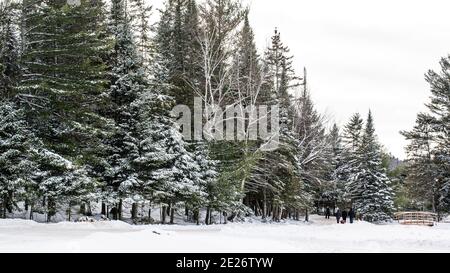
(339, 113, 364, 201)
(100, 0, 149, 219)
(343, 113, 364, 153)
(191, 141, 217, 224)
(34, 148, 93, 222)
(0, 100, 92, 221)
(132, 88, 207, 224)
(350, 111, 394, 222)
(0, 102, 38, 218)
(323, 123, 346, 209)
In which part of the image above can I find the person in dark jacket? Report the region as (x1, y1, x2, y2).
(335, 208, 342, 224)
(348, 208, 355, 224)
(341, 209, 348, 223)
(325, 207, 331, 219)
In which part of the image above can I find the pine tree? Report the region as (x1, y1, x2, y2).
(343, 113, 364, 153)
(401, 114, 438, 210)
(276, 84, 306, 220)
(217, 10, 263, 218)
(0, 0, 20, 100)
(155, 0, 203, 107)
(0, 100, 93, 221)
(229, 12, 261, 105)
(401, 56, 450, 213)
(184, 0, 203, 90)
(264, 29, 300, 100)
(129, 0, 153, 71)
(425, 56, 450, 212)
(0, 101, 38, 218)
(339, 113, 364, 201)
(249, 29, 306, 221)
(191, 141, 217, 224)
(199, 0, 244, 91)
(19, 0, 109, 156)
(350, 111, 394, 222)
(295, 84, 330, 214)
(323, 124, 346, 208)
(34, 148, 93, 222)
(17, 0, 109, 219)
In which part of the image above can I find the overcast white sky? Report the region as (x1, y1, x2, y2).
(150, 0, 450, 159)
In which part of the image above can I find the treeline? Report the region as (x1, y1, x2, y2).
(0, 0, 395, 224)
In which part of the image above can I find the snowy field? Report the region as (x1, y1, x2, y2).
(1, 215, 449, 253)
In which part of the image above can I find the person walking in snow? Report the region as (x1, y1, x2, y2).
(349, 208, 355, 224)
(335, 208, 342, 224)
(325, 207, 331, 219)
(342, 209, 348, 223)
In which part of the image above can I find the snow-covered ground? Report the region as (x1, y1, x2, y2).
(1, 215, 449, 253)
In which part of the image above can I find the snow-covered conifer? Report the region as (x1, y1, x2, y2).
(350, 111, 394, 222)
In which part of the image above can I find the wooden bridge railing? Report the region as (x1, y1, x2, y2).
(393, 212, 438, 226)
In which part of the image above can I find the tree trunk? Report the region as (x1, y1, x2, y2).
(431, 194, 436, 213)
(47, 198, 56, 223)
(205, 207, 210, 225)
(101, 202, 106, 215)
(118, 199, 123, 220)
(255, 200, 262, 217)
(193, 209, 199, 225)
(1, 203, 6, 219)
(305, 208, 309, 222)
(29, 204, 33, 220)
(131, 203, 138, 220)
(80, 203, 86, 215)
(262, 190, 267, 219)
(170, 208, 175, 224)
(68, 203, 72, 222)
(161, 206, 167, 224)
(86, 203, 92, 216)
